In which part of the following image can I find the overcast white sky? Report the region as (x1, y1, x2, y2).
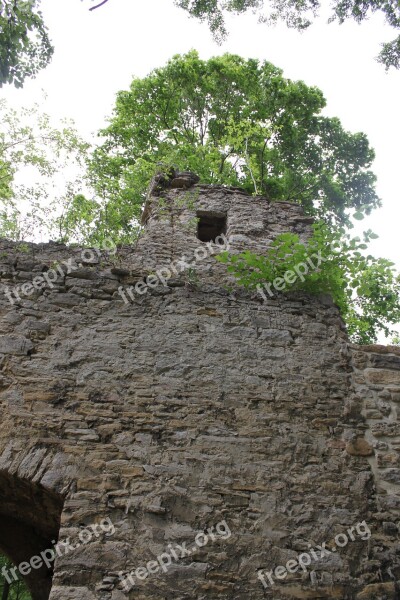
(2, 0, 399, 268)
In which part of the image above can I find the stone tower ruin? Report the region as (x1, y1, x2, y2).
(0, 180, 400, 599)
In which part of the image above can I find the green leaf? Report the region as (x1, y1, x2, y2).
(90, 51, 379, 236)
(219, 220, 400, 344)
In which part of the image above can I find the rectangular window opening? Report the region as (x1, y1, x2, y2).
(197, 212, 227, 243)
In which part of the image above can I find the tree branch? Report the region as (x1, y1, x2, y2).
(260, 139, 268, 190)
(89, 0, 110, 11)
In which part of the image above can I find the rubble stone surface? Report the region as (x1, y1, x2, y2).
(0, 184, 399, 599)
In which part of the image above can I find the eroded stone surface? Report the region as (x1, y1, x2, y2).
(0, 185, 399, 599)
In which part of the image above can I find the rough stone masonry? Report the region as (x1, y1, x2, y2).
(0, 180, 400, 600)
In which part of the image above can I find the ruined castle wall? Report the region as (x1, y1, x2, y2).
(0, 186, 398, 600)
(350, 345, 400, 509)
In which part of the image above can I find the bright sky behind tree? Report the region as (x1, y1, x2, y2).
(1, 0, 399, 283)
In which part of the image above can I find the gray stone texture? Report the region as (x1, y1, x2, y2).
(0, 183, 399, 599)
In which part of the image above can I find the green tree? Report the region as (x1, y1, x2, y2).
(0, 0, 112, 89)
(0, 0, 53, 88)
(174, 0, 400, 68)
(0, 555, 32, 600)
(217, 221, 400, 344)
(80, 51, 378, 243)
(76, 52, 396, 343)
(0, 98, 90, 241)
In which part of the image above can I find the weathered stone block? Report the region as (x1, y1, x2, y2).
(365, 368, 400, 385)
(356, 582, 397, 599)
(0, 334, 34, 355)
(346, 438, 374, 457)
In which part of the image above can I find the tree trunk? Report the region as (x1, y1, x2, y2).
(1, 579, 10, 600)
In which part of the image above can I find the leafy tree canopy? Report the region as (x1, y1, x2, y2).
(84, 51, 379, 243)
(72, 51, 397, 344)
(0, 52, 396, 344)
(0, 98, 90, 241)
(0, 0, 53, 87)
(174, 0, 400, 68)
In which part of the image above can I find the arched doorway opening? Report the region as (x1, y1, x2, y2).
(0, 471, 63, 600)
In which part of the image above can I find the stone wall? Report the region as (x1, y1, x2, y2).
(0, 184, 399, 600)
(350, 343, 400, 593)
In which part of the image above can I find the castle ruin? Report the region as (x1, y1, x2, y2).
(0, 181, 400, 599)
